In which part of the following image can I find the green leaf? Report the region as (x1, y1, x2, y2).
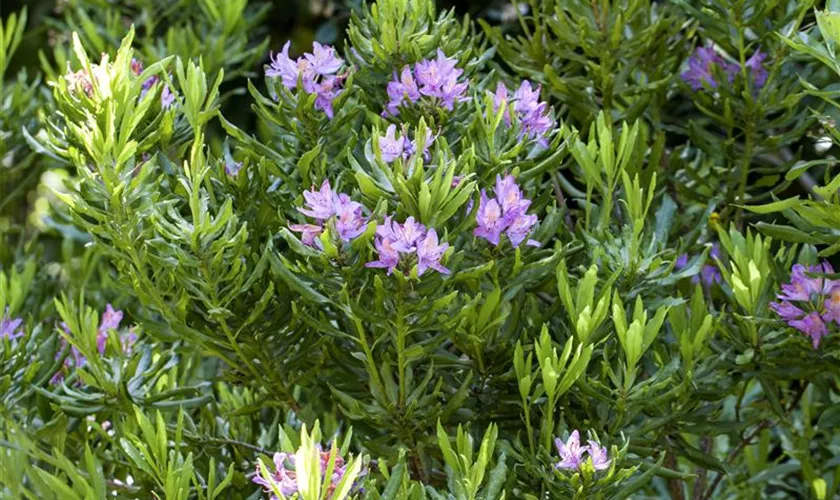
(741, 197, 801, 214)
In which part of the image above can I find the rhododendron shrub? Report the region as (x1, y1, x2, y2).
(2, 0, 840, 498)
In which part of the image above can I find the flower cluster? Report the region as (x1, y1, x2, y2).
(492, 80, 554, 146)
(555, 430, 611, 472)
(366, 217, 449, 277)
(51, 304, 136, 384)
(253, 448, 357, 500)
(681, 47, 768, 91)
(131, 58, 176, 109)
(267, 41, 347, 118)
(377, 124, 434, 163)
(474, 175, 540, 248)
(385, 49, 468, 115)
(771, 262, 840, 349)
(225, 161, 243, 177)
(0, 309, 24, 340)
(290, 180, 368, 248)
(675, 243, 722, 288)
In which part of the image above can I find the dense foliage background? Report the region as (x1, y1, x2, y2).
(2, 0, 840, 499)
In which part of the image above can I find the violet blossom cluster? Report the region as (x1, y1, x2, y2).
(51, 304, 136, 384)
(770, 262, 840, 349)
(385, 49, 468, 115)
(267, 42, 347, 119)
(225, 161, 243, 177)
(0, 308, 24, 341)
(555, 430, 611, 472)
(675, 243, 723, 288)
(492, 80, 554, 146)
(377, 124, 434, 163)
(681, 47, 768, 91)
(253, 448, 359, 500)
(365, 217, 449, 277)
(290, 180, 367, 249)
(131, 58, 176, 109)
(474, 175, 540, 248)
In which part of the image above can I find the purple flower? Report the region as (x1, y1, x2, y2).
(769, 300, 805, 322)
(225, 161, 243, 177)
(437, 76, 469, 111)
(415, 49, 460, 94)
(772, 261, 840, 348)
(677, 243, 722, 289)
(788, 312, 828, 349)
(822, 288, 840, 325)
(131, 58, 143, 76)
(299, 181, 340, 220)
(779, 263, 836, 302)
(289, 224, 324, 248)
(140, 74, 176, 109)
(292, 181, 367, 249)
(695, 264, 722, 287)
(161, 86, 176, 109)
(385, 50, 467, 115)
(416, 229, 450, 276)
(377, 124, 435, 163)
(334, 201, 368, 242)
(312, 75, 345, 119)
(305, 42, 344, 76)
(378, 125, 406, 163)
(254, 447, 359, 500)
(493, 83, 512, 125)
(386, 66, 421, 116)
(366, 216, 449, 278)
(51, 306, 133, 384)
(51, 329, 86, 385)
(745, 51, 768, 89)
(253, 452, 300, 498)
(140, 75, 158, 99)
(266, 41, 346, 118)
(121, 329, 138, 354)
(493, 81, 554, 146)
(403, 127, 434, 161)
(0, 309, 23, 340)
(267, 42, 305, 89)
(554, 431, 586, 471)
(474, 191, 506, 246)
(96, 305, 136, 356)
(474, 175, 541, 248)
(587, 441, 611, 471)
(683, 46, 769, 92)
(555, 431, 613, 472)
(391, 216, 425, 253)
(100, 304, 123, 332)
(495, 174, 529, 215)
(681, 47, 737, 91)
(96, 304, 124, 355)
(365, 236, 401, 275)
(506, 212, 540, 248)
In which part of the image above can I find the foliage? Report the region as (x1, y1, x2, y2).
(2, 1, 840, 499)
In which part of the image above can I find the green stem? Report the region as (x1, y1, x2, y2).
(735, 129, 754, 224)
(396, 283, 407, 408)
(353, 317, 387, 402)
(523, 395, 535, 456)
(543, 391, 556, 451)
